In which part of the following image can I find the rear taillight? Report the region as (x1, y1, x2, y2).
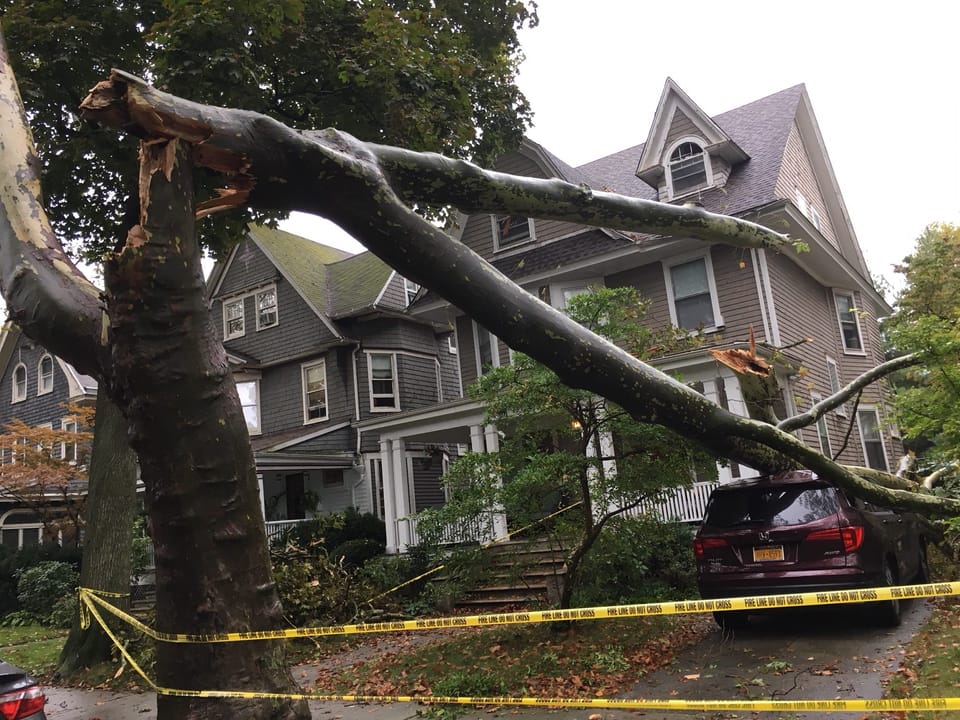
(694, 537, 727, 558)
(806, 526, 864, 553)
(0, 685, 45, 719)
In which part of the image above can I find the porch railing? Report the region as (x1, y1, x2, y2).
(400, 512, 496, 548)
(626, 481, 718, 524)
(265, 519, 313, 542)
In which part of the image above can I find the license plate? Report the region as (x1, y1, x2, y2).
(753, 545, 784, 562)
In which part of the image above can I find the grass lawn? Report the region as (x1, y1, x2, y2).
(0, 626, 68, 678)
(883, 596, 960, 719)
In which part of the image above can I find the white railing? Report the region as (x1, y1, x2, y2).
(400, 513, 496, 548)
(265, 519, 313, 542)
(628, 481, 718, 524)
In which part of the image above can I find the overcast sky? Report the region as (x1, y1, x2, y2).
(284, 1, 960, 289)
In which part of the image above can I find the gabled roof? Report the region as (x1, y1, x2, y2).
(578, 83, 804, 218)
(211, 225, 403, 327)
(635, 77, 750, 186)
(327, 251, 397, 318)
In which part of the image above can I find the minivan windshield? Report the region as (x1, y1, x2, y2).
(704, 484, 840, 528)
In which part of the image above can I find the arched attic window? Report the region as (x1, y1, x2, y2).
(667, 140, 711, 198)
(37, 355, 54, 395)
(11, 364, 26, 403)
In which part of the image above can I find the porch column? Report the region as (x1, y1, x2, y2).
(702, 379, 732, 484)
(379, 439, 399, 553)
(720, 375, 756, 479)
(469, 424, 485, 453)
(391, 438, 412, 551)
(484, 424, 509, 542)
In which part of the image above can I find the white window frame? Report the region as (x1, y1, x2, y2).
(664, 137, 714, 200)
(301, 360, 328, 424)
(832, 290, 865, 355)
(491, 214, 536, 252)
(825, 356, 848, 418)
(856, 406, 889, 472)
(11, 363, 26, 403)
(809, 392, 832, 456)
(0, 510, 43, 550)
(223, 297, 245, 340)
(549, 279, 603, 311)
(236, 379, 262, 435)
(255, 285, 279, 331)
(662, 252, 724, 333)
(447, 332, 458, 355)
(367, 352, 400, 413)
(60, 418, 78, 464)
(473, 320, 501, 376)
(403, 278, 420, 307)
(37, 355, 54, 396)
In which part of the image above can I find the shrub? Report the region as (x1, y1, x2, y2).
(16, 560, 79, 625)
(329, 538, 385, 569)
(273, 551, 375, 627)
(572, 515, 697, 606)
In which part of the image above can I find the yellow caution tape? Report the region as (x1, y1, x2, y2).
(77, 583, 960, 711)
(79, 580, 959, 644)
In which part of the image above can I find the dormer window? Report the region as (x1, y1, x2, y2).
(492, 214, 534, 250)
(11, 364, 26, 403)
(667, 140, 711, 198)
(37, 355, 53, 395)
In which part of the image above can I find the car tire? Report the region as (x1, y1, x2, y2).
(915, 543, 931, 583)
(713, 610, 749, 632)
(874, 561, 902, 627)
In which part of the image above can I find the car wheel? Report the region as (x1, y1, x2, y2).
(915, 543, 931, 583)
(713, 610, 749, 632)
(875, 561, 902, 627)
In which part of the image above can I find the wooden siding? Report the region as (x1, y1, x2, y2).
(0, 335, 81, 430)
(259, 350, 352, 435)
(664, 108, 699, 148)
(458, 151, 587, 261)
(411, 456, 446, 512)
(764, 252, 892, 466)
(437, 333, 463, 402)
(285, 426, 354, 454)
(457, 315, 479, 389)
(710, 246, 768, 344)
(214, 239, 340, 363)
(605, 261, 671, 328)
(379, 272, 407, 310)
(775, 123, 839, 249)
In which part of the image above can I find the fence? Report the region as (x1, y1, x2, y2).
(628, 481, 717, 524)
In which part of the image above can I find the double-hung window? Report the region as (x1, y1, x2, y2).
(255, 286, 278, 330)
(302, 361, 328, 423)
(667, 140, 710, 197)
(857, 408, 888, 471)
(473, 321, 501, 376)
(833, 291, 864, 353)
(236, 380, 261, 435)
(664, 255, 722, 331)
(492, 215, 533, 250)
(809, 393, 831, 456)
(60, 419, 78, 463)
(11, 364, 26, 403)
(223, 298, 245, 340)
(368, 353, 399, 411)
(37, 355, 53, 395)
(825, 356, 848, 418)
(403, 278, 420, 307)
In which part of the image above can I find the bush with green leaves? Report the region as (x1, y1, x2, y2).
(15, 559, 79, 625)
(571, 515, 697, 606)
(273, 549, 376, 627)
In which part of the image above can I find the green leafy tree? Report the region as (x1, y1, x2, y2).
(886, 223, 960, 482)
(417, 287, 715, 608)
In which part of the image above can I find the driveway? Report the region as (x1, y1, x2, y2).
(44, 599, 932, 720)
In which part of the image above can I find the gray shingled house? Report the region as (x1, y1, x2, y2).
(0, 325, 97, 548)
(360, 78, 899, 552)
(206, 225, 461, 542)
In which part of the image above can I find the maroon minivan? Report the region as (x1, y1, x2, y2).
(694, 470, 928, 629)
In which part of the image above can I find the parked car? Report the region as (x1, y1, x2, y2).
(0, 660, 46, 719)
(693, 470, 928, 629)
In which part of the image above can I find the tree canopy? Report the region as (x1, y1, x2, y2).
(887, 223, 960, 480)
(1, 0, 537, 257)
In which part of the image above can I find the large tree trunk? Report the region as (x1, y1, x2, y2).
(101, 139, 308, 720)
(56, 392, 138, 678)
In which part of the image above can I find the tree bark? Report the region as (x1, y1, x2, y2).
(101, 138, 308, 719)
(57, 392, 138, 678)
